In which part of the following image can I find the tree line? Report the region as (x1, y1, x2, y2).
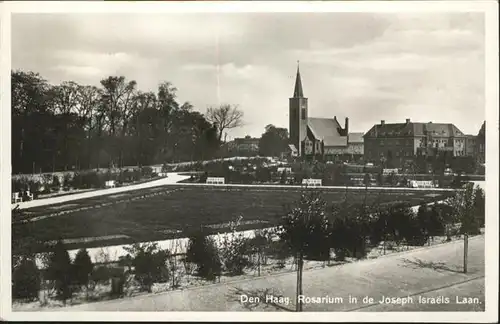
(12, 70, 244, 174)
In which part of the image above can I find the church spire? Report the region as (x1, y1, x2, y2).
(293, 61, 304, 98)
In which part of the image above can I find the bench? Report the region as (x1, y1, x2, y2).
(409, 180, 435, 188)
(24, 190, 34, 201)
(206, 177, 225, 185)
(12, 192, 22, 203)
(383, 168, 399, 175)
(105, 180, 116, 188)
(302, 178, 322, 187)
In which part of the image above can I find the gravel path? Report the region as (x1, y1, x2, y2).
(12, 173, 191, 210)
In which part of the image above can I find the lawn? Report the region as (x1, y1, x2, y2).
(13, 185, 455, 252)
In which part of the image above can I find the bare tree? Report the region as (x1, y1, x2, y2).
(205, 104, 244, 142)
(50, 81, 80, 115)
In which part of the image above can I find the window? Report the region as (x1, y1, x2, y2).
(380, 140, 385, 146)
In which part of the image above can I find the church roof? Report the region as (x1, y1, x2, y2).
(348, 132, 364, 143)
(307, 117, 347, 147)
(293, 64, 304, 98)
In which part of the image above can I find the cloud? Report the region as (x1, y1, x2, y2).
(11, 12, 486, 138)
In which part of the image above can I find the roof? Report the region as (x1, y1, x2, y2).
(293, 64, 304, 98)
(364, 121, 466, 138)
(307, 117, 347, 147)
(478, 121, 485, 137)
(348, 132, 364, 143)
(288, 144, 298, 152)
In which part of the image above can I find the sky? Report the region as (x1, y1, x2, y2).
(11, 12, 485, 139)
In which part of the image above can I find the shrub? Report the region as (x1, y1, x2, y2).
(51, 175, 61, 190)
(27, 179, 43, 193)
(473, 186, 485, 228)
(219, 217, 252, 275)
(12, 178, 27, 193)
(123, 243, 170, 292)
(72, 248, 94, 290)
(186, 230, 222, 281)
(141, 166, 153, 178)
(62, 173, 73, 189)
(330, 203, 369, 260)
(89, 266, 113, 288)
(12, 257, 41, 301)
(110, 275, 126, 298)
(46, 240, 72, 304)
(427, 205, 446, 236)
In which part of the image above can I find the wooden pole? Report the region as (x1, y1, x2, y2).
(296, 253, 301, 312)
(464, 233, 468, 273)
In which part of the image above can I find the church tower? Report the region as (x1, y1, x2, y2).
(289, 62, 308, 156)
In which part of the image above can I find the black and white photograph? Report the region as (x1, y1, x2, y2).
(0, 1, 498, 322)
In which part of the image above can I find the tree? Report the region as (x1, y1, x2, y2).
(447, 182, 480, 273)
(330, 202, 370, 260)
(206, 104, 244, 142)
(72, 248, 94, 297)
(258, 124, 289, 157)
(12, 258, 41, 301)
(186, 230, 222, 281)
(279, 191, 330, 312)
(473, 186, 485, 228)
(123, 242, 170, 292)
(46, 239, 73, 304)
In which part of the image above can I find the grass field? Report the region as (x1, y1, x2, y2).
(14, 185, 455, 252)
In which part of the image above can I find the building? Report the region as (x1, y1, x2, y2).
(288, 64, 355, 159)
(347, 132, 364, 157)
(229, 136, 260, 155)
(363, 119, 467, 167)
(465, 134, 477, 157)
(476, 121, 485, 164)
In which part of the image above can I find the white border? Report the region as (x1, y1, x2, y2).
(1, 1, 498, 322)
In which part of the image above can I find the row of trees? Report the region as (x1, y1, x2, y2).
(12, 70, 244, 174)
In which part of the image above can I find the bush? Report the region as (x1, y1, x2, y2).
(63, 173, 73, 189)
(123, 243, 170, 292)
(141, 166, 153, 178)
(89, 266, 114, 288)
(330, 203, 369, 260)
(279, 192, 332, 263)
(52, 175, 61, 190)
(72, 248, 94, 290)
(219, 216, 253, 275)
(71, 171, 102, 189)
(46, 240, 73, 304)
(473, 186, 485, 228)
(267, 239, 292, 268)
(12, 258, 41, 301)
(186, 230, 222, 281)
(27, 179, 43, 193)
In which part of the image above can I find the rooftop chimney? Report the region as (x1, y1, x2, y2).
(345, 117, 349, 135)
(406, 118, 411, 124)
(381, 120, 385, 125)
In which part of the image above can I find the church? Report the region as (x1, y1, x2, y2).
(288, 64, 363, 160)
